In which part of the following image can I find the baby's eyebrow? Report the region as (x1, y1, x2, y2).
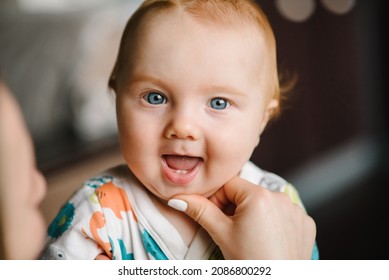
(202, 84, 247, 98)
(129, 73, 166, 87)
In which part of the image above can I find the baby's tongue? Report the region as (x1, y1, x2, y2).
(164, 155, 200, 171)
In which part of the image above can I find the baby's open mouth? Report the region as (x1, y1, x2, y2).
(162, 155, 203, 174)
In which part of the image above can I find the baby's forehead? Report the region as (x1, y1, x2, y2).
(140, 7, 265, 36)
(130, 8, 269, 63)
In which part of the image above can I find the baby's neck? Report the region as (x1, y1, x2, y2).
(149, 195, 199, 247)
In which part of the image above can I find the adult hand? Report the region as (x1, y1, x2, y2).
(168, 176, 316, 259)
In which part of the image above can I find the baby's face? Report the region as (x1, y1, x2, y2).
(0, 83, 47, 259)
(116, 11, 276, 200)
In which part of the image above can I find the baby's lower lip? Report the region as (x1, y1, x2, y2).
(161, 155, 203, 185)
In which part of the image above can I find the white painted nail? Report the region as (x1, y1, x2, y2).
(168, 199, 188, 212)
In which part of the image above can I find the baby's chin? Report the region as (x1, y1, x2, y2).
(147, 183, 222, 202)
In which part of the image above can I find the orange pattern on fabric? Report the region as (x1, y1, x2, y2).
(85, 182, 138, 258)
(95, 182, 137, 221)
(89, 211, 112, 258)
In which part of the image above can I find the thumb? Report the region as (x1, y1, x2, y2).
(168, 195, 231, 238)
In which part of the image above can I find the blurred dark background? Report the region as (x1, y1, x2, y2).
(1, 0, 387, 259)
(252, 0, 388, 259)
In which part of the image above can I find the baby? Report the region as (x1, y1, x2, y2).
(41, 0, 319, 260)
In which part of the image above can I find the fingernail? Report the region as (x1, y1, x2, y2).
(168, 199, 188, 212)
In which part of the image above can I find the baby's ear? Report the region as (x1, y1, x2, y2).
(259, 98, 279, 133)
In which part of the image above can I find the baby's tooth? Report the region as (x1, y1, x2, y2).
(175, 169, 189, 174)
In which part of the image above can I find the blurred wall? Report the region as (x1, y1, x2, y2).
(0, 1, 142, 172)
(251, 0, 388, 259)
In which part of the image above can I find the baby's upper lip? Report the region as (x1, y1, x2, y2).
(161, 147, 204, 159)
(162, 154, 204, 162)
(162, 152, 202, 158)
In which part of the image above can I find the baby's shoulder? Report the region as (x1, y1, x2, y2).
(85, 163, 141, 188)
(240, 161, 305, 208)
(66, 164, 134, 202)
(83, 164, 128, 188)
(240, 161, 288, 192)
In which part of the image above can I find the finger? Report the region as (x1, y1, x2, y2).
(95, 254, 110, 260)
(222, 176, 261, 206)
(168, 194, 231, 237)
(208, 185, 230, 208)
(208, 188, 236, 216)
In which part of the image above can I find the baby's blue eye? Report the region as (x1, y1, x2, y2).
(209, 98, 230, 110)
(144, 92, 166, 105)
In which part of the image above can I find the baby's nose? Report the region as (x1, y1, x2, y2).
(164, 114, 201, 140)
